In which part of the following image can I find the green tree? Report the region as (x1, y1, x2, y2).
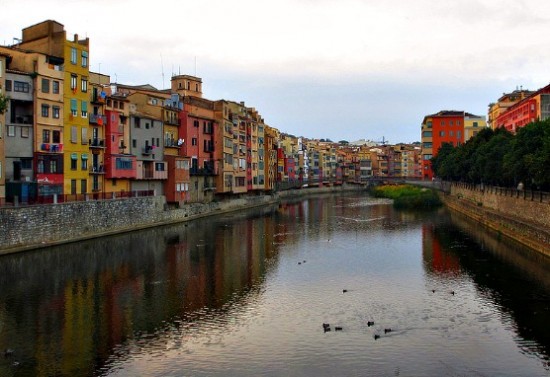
(0, 92, 9, 115)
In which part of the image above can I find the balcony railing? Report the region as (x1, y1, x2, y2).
(40, 143, 63, 153)
(89, 138, 105, 148)
(89, 114, 107, 125)
(90, 165, 105, 174)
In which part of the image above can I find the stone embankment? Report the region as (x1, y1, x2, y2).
(439, 182, 550, 256)
(0, 184, 365, 255)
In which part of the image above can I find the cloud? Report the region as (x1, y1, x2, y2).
(2, 0, 550, 143)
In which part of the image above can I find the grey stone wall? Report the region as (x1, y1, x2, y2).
(0, 184, 365, 254)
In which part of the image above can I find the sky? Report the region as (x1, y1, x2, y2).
(2, 0, 550, 144)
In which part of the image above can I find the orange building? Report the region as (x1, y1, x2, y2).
(421, 111, 468, 180)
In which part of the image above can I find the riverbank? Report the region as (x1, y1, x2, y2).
(0, 184, 366, 255)
(439, 183, 550, 257)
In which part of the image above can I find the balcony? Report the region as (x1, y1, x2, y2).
(91, 93, 106, 105)
(89, 114, 107, 125)
(142, 146, 153, 155)
(90, 165, 105, 174)
(40, 143, 63, 153)
(89, 138, 106, 148)
(165, 139, 182, 149)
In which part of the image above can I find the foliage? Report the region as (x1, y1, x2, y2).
(431, 119, 550, 190)
(371, 184, 442, 209)
(0, 92, 9, 115)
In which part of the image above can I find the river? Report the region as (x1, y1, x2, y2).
(0, 192, 549, 376)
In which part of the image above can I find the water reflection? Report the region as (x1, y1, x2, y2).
(0, 194, 549, 376)
(425, 211, 550, 366)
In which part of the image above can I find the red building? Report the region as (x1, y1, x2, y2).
(165, 155, 190, 204)
(104, 109, 137, 180)
(494, 83, 550, 133)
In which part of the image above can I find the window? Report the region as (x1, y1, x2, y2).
(81, 155, 88, 170)
(423, 154, 432, 160)
(8, 125, 15, 137)
(134, 118, 141, 128)
(81, 51, 88, 67)
(193, 120, 199, 127)
(440, 120, 445, 126)
(50, 160, 58, 174)
(132, 139, 137, 148)
(423, 142, 432, 148)
(422, 131, 432, 137)
(71, 126, 78, 143)
(53, 81, 60, 94)
(450, 120, 454, 126)
(449, 131, 454, 136)
(71, 75, 77, 91)
(41, 78, 50, 93)
(81, 101, 88, 117)
(21, 159, 32, 169)
(439, 131, 445, 137)
(457, 131, 461, 139)
(53, 106, 60, 119)
(41, 104, 50, 117)
(21, 127, 30, 138)
(52, 130, 61, 143)
(5, 80, 12, 91)
(71, 48, 77, 64)
(42, 130, 51, 143)
(155, 162, 165, 171)
(14, 81, 30, 93)
(71, 155, 77, 170)
(192, 137, 197, 146)
(71, 99, 78, 116)
(81, 78, 88, 92)
(37, 159, 44, 174)
(81, 127, 88, 144)
(81, 179, 87, 194)
(115, 158, 133, 170)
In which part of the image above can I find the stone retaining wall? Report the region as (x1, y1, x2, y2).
(0, 184, 365, 255)
(442, 183, 550, 256)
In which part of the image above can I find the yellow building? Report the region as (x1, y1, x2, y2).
(18, 20, 90, 195)
(264, 125, 278, 191)
(463, 114, 487, 141)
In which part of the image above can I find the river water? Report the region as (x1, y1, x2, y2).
(1, 193, 549, 377)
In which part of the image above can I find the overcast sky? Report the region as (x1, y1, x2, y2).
(2, 0, 550, 143)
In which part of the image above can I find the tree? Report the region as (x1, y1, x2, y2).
(0, 93, 9, 115)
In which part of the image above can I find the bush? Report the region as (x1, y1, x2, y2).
(370, 184, 442, 209)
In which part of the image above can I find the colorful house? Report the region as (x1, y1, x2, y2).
(488, 88, 533, 130)
(99, 78, 136, 193)
(493, 83, 550, 133)
(171, 75, 218, 203)
(17, 20, 90, 196)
